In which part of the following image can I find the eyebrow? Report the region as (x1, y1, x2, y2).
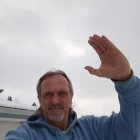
(42, 89, 69, 94)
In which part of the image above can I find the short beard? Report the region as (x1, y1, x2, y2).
(48, 104, 65, 122)
(48, 114, 64, 122)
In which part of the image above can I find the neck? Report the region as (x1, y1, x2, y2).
(50, 119, 68, 130)
(45, 115, 69, 131)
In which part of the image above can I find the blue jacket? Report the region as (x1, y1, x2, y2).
(5, 75, 140, 140)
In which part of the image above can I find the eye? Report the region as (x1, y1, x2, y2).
(59, 91, 67, 97)
(43, 91, 53, 98)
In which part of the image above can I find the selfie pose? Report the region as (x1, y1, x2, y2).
(5, 34, 140, 140)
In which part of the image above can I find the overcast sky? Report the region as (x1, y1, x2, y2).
(0, 0, 140, 117)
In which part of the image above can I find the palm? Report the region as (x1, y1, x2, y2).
(85, 35, 131, 81)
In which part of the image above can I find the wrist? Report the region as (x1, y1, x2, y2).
(112, 69, 133, 82)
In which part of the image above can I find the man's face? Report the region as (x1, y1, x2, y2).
(38, 74, 73, 123)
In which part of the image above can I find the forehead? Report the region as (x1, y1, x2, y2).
(41, 74, 69, 90)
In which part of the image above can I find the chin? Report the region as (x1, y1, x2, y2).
(48, 114, 64, 122)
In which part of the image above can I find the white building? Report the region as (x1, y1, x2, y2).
(0, 99, 37, 140)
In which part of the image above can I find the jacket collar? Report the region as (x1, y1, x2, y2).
(27, 111, 77, 135)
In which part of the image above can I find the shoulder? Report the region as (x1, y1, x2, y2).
(77, 113, 118, 127)
(5, 123, 30, 140)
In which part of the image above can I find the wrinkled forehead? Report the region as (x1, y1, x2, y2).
(41, 74, 70, 91)
(42, 74, 69, 83)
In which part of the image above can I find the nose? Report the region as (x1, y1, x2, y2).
(51, 94, 60, 104)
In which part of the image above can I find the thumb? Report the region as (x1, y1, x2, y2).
(84, 66, 100, 76)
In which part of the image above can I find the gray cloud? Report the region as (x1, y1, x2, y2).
(0, 0, 140, 115)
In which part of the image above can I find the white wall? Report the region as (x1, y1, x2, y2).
(0, 118, 24, 140)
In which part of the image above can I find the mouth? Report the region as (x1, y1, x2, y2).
(48, 106, 64, 114)
(48, 104, 64, 111)
(49, 108, 64, 113)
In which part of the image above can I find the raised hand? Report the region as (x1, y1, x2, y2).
(85, 34, 131, 81)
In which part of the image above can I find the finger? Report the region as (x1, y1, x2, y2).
(88, 38, 103, 56)
(85, 66, 102, 77)
(92, 35, 108, 52)
(102, 35, 120, 51)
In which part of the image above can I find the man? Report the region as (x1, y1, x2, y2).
(5, 34, 140, 140)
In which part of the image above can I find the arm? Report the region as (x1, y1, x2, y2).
(85, 34, 140, 139)
(4, 124, 30, 140)
(114, 74, 140, 140)
(90, 75, 140, 140)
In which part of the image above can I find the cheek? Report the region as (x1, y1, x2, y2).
(40, 100, 50, 113)
(39, 97, 49, 107)
(64, 97, 72, 107)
